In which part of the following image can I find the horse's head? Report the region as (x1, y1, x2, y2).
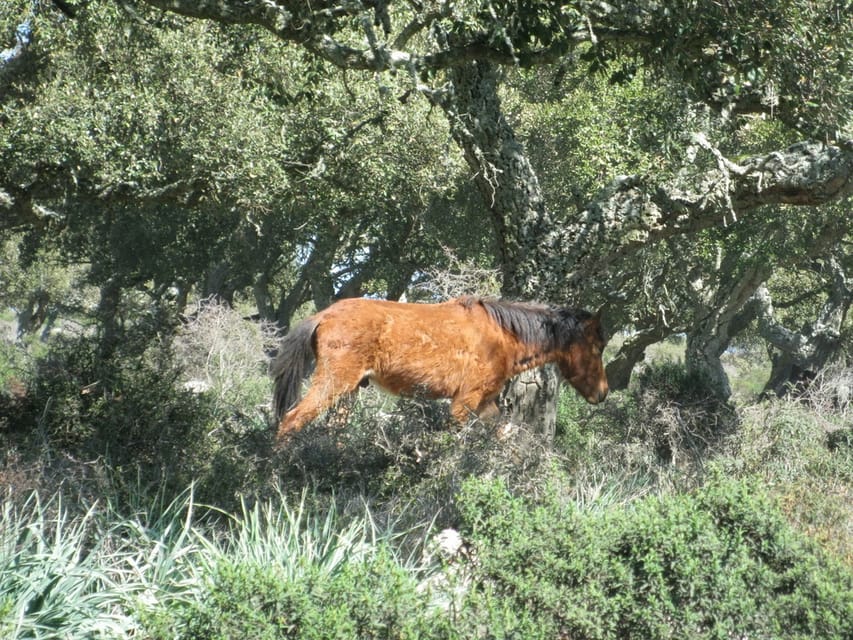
(557, 312, 609, 404)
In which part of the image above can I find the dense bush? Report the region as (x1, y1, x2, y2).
(1, 327, 273, 510)
(456, 475, 853, 640)
(555, 361, 739, 485)
(165, 551, 451, 640)
(139, 492, 454, 640)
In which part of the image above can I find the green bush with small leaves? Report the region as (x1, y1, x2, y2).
(169, 551, 452, 640)
(3, 330, 274, 510)
(456, 475, 853, 640)
(143, 493, 455, 640)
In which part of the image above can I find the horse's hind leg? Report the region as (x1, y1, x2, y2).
(275, 367, 361, 444)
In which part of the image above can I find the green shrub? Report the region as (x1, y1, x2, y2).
(27, 335, 216, 489)
(172, 551, 451, 640)
(5, 331, 272, 510)
(146, 493, 454, 640)
(456, 475, 853, 639)
(557, 362, 738, 484)
(729, 394, 853, 565)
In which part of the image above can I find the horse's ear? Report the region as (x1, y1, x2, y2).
(590, 306, 611, 342)
(589, 308, 603, 327)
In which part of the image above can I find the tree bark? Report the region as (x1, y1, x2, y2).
(96, 277, 123, 360)
(684, 259, 773, 399)
(607, 324, 676, 391)
(756, 259, 852, 396)
(433, 60, 562, 435)
(436, 61, 555, 296)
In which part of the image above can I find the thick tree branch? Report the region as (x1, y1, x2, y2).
(0, 171, 213, 231)
(554, 139, 853, 297)
(132, 0, 649, 72)
(684, 260, 775, 398)
(756, 255, 850, 359)
(606, 324, 677, 391)
(754, 286, 816, 361)
(95, 175, 211, 206)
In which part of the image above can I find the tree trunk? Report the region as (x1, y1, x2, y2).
(757, 258, 851, 396)
(440, 61, 555, 297)
(684, 260, 772, 400)
(607, 324, 675, 391)
(685, 327, 733, 399)
(96, 277, 122, 360)
(500, 364, 559, 439)
(203, 261, 235, 305)
(436, 60, 561, 436)
(15, 289, 50, 338)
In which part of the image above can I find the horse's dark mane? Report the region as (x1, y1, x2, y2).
(460, 297, 592, 349)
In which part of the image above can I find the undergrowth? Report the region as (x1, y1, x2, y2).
(456, 474, 853, 639)
(1, 306, 852, 638)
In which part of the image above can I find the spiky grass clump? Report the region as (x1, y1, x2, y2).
(144, 490, 450, 639)
(0, 487, 447, 639)
(0, 491, 201, 639)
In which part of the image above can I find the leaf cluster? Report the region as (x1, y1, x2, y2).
(457, 474, 853, 639)
(1, 2, 485, 324)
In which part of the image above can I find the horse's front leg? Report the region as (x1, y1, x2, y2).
(450, 391, 500, 425)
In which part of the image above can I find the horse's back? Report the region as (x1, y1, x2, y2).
(313, 297, 505, 397)
(316, 297, 473, 332)
(314, 297, 483, 353)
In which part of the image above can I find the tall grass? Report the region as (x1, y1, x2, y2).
(0, 488, 439, 639)
(0, 494, 145, 638)
(197, 490, 426, 582)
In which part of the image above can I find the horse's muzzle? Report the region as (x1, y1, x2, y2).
(587, 388, 609, 404)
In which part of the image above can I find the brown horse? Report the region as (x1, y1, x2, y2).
(271, 296, 608, 444)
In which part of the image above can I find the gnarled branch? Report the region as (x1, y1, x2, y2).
(554, 139, 853, 297)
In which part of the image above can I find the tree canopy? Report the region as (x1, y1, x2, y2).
(1, 0, 852, 423)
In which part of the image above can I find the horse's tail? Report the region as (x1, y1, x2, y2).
(270, 317, 319, 421)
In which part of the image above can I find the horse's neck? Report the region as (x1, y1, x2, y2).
(508, 341, 556, 377)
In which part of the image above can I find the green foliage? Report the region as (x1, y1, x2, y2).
(725, 385, 853, 564)
(170, 551, 449, 640)
(507, 61, 688, 208)
(28, 332, 210, 455)
(141, 491, 451, 640)
(634, 359, 721, 401)
(1, 487, 451, 640)
(0, 339, 28, 393)
(556, 361, 737, 479)
(0, 494, 144, 638)
(3, 325, 275, 509)
(1, 2, 478, 326)
(0, 239, 87, 339)
(457, 475, 853, 639)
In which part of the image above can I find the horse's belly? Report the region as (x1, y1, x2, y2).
(368, 371, 449, 399)
(370, 321, 495, 398)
